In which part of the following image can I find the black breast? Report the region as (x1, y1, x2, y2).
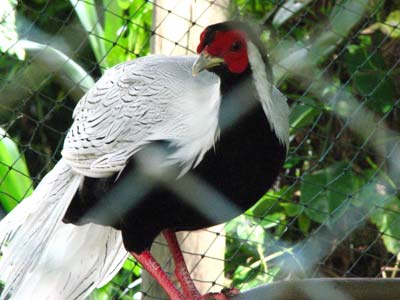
(63, 103, 286, 253)
(63, 65, 287, 253)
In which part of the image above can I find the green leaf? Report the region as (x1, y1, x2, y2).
(280, 202, 302, 217)
(101, 0, 152, 66)
(236, 217, 265, 245)
(300, 162, 359, 223)
(102, 0, 126, 66)
(344, 36, 396, 114)
(283, 155, 303, 169)
(234, 264, 280, 290)
(117, 0, 131, 10)
(122, 257, 141, 277)
(232, 265, 255, 285)
(70, 0, 109, 68)
(248, 193, 280, 218)
(0, 128, 33, 212)
(369, 10, 400, 39)
(368, 184, 400, 254)
(298, 213, 311, 234)
(92, 257, 141, 299)
(249, 186, 294, 218)
(259, 212, 286, 230)
(289, 97, 321, 133)
(383, 10, 400, 38)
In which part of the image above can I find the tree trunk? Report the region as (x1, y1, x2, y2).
(141, 1, 229, 299)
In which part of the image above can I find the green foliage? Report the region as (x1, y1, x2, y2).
(70, 0, 110, 68)
(383, 10, 400, 38)
(344, 35, 397, 114)
(226, 186, 302, 287)
(230, 0, 276, 20)
(363, 160, 400, 255)
(92, 258, 142, 299)
(228, 0, 400, 286)
(103, 0, 152, 66)
(225, 214, 289, 289)
(0, 128, 32, 212)
(289, 97, 325, 133)
(0, 1, 32, 213)
(367, 10, 400, 39)
(300, 162, 360, 223)
(70, 0, 152, 69)
(370, 195, 400, 254)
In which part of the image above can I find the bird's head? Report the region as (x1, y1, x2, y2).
(192, 21, 269, 78)
(193, 21, 289, 149)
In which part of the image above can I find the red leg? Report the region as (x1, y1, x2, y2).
(162, 230, 201, 299)
(130, 250, 184, 300)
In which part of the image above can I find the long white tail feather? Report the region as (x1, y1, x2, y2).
(0, 159, 128, 300)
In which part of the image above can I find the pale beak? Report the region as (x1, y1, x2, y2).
(192, 51, 224, 76)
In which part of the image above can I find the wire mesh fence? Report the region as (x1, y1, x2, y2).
(1, 0, 400, 299)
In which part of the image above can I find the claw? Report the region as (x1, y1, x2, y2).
(200, 293, 228, 300)
(199, 288, 241, 300)
(221, 287, 240, 298)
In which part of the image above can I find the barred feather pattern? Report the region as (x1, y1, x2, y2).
(62, 55, 221, 178)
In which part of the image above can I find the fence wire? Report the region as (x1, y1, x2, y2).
(1, 0, 400, 299)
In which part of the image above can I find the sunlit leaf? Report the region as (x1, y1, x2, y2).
(364, 10, 400, 38)
(101, 0, 152, 66)
(382, 10, 400, 38)
(0, 128, 33, 212)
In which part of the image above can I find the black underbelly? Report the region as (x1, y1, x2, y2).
(63, 106, 286, 252)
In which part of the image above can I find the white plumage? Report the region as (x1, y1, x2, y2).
(0, 55, 222, 300)
(247, 42, 289, 149)
(0, 160, 127, 300)
(62, 56, 221, 177)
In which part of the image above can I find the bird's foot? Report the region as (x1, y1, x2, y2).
(221, 287, 240, 297)
(199, 288, 240, 300)
(199, 294, 228, 300)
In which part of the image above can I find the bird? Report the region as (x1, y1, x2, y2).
(0, 21, 289, 300)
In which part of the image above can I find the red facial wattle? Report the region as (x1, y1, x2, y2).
(197, 30, 249, 74)
(196, 30, 207, 54)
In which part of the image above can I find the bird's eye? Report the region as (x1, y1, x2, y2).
(230, 41, 243, 52)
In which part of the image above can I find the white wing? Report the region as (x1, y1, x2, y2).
(62, 56, 221, 178)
